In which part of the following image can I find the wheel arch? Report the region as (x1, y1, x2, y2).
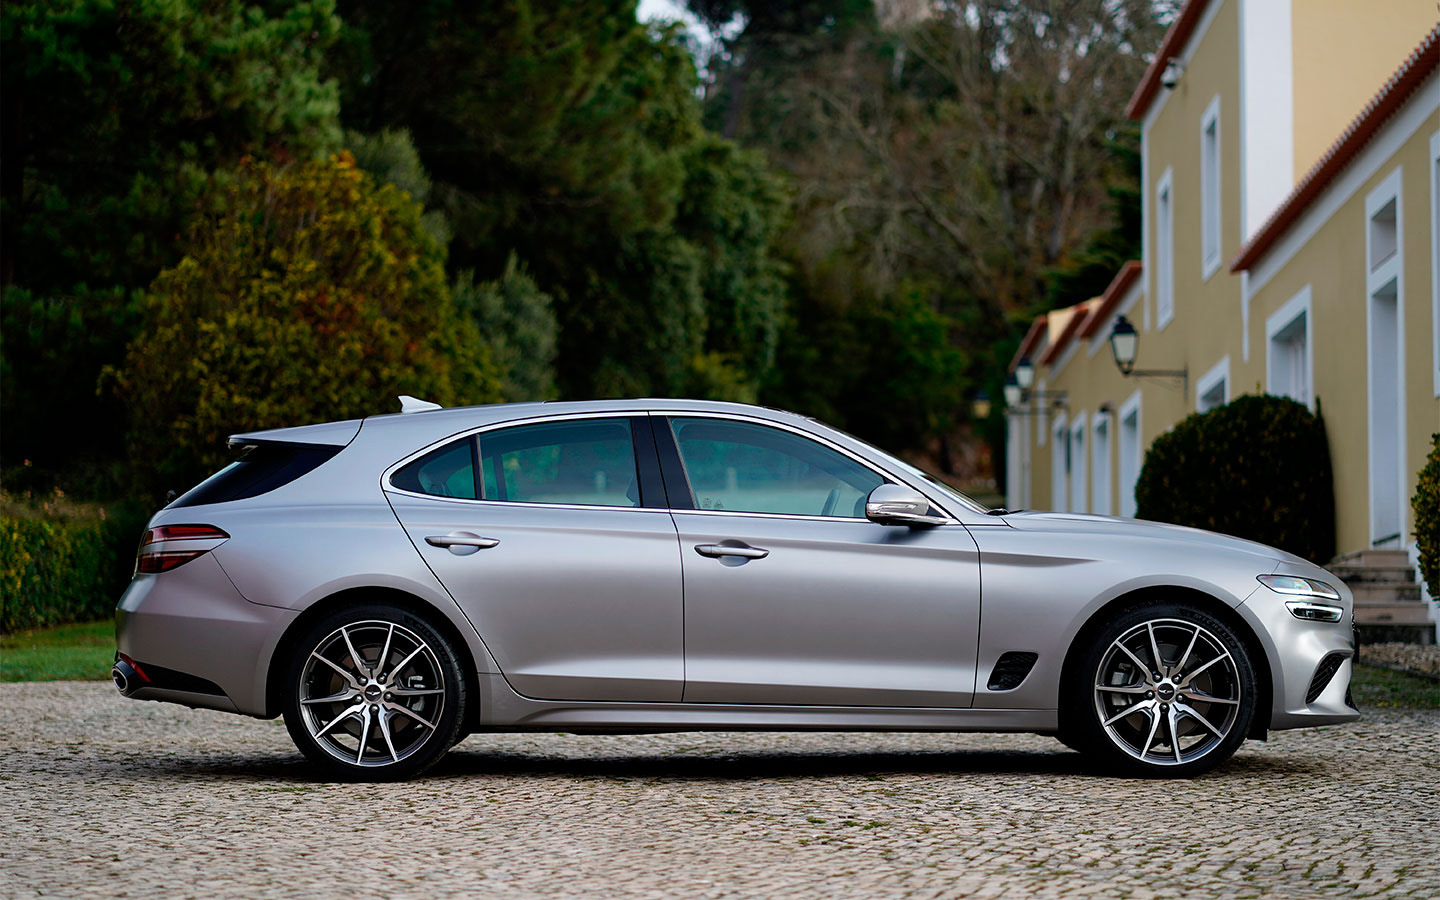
(1057, 585, 1273, 741)
(262, 586, 482, 732)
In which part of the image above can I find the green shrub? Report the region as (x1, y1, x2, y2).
(1135, 394, 1335, 564)
(0, 496, 149, 633)
(110, 154, 502, 498)
(1414, 434, 1440, 598)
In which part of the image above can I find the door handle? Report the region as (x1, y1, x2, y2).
(694, 543, 769, 560)
(425, 532, 500, 553)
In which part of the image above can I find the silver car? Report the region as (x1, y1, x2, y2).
(113, 399, 1358, 780)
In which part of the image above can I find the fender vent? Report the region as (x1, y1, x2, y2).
(1306, 652, 1348, 704)
(987, 652, 1039, 691)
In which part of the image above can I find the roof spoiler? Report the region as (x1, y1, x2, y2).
(227, 419, 362, 449)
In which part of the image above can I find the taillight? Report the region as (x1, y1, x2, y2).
(135, 524, 230, 574)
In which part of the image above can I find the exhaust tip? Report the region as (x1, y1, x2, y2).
(112, 659, 137, 696)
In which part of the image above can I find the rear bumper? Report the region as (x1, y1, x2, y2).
(115, 555, 296, 716)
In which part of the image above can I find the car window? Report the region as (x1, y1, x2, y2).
(390, 438, 477, 500)
(668, 417, 884, 518)
(479, 419, 641, 508)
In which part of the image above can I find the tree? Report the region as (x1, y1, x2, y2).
(327, 1, 789, 400)
(453, 258, 559, 403)
(1, 0, 342, 291)
(111, 154, 501, 496)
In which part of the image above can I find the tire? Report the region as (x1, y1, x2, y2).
(1066, 602, 1257, 777)
(282, 604, 468, 781)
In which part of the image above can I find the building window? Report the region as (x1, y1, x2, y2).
(1092, 413, 1112, 517)
(1118, 391, 1142, 519)
(1156, 168, 1175, 328)
(1366, 167, 1406, 547)
(1196, 356, 1230, 413)
(1070, 413, 1088, 514)
(1266, 286, 1312, 409)
(1051, 413, 1068, 513)
(1201, 97, 1222, 279)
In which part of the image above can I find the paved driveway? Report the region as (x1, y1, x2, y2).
(2, 682, 1437, 899)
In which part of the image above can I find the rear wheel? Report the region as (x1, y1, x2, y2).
(1069, 603, 1257, 777)
(283, 604, 467, 781)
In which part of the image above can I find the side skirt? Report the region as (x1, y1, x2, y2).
(475, 673, 1058, 733)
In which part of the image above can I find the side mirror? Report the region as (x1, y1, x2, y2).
(865, 484, 949, 526)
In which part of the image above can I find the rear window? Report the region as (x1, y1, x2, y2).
(170, 442, 342, 508)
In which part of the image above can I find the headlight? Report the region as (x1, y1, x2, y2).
(1257, 574, 1340, 600)
(1257, 575, 1343, 622)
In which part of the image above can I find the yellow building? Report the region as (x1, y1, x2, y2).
(1004, 2, 1440, 636)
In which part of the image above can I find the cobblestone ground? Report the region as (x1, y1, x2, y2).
(2, 683, 1437, 899)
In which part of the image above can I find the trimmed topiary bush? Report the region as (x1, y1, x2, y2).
(1414, 433, 1440, 598)
(1135, 394, 1335, 564)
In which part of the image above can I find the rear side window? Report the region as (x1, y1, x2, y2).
(479, 419, 640, 507)
(390, 439, 477, 500)
(171, 443, 342, 508)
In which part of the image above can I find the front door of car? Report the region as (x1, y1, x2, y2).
(385, 415, 684, 702)
(658, 415, 982, 708)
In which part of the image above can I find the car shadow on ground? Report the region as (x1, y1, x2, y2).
(72, 742, 1328, 784)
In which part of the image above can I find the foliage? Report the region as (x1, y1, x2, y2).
(327, 0, 790, 400)
(0, 286, 136, 490)
(0, 494, 147, 633)
(768, 281, 967, 452)
(1, 0, 342, 293)
(346, 128, 452, 247)
(1413, 434, 1440, 598)
(111, 154, 502, 497)
(454, 258, 560, 402)
(1135, 395, 1336, 564)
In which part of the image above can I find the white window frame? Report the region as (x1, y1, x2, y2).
(1091, 411, 1112, 517)
(1156, 168, 1175, 329)
(1051, 412, 1069, 513)
(1366, 166, 1407, 547)
(1195, 355, 1230, 412)
(1265, 285, 1314, 410)
(1201, 96, 1222, 280)
(1070, 412, 1088, 514)
(1117, 389, 1143, 519)
(1430, 130, 1439, 397)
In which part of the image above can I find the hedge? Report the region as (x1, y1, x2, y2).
(1414, 434, 1440, 598)
(0, 504, 149, 633)
(1135, 394, 1335, 564)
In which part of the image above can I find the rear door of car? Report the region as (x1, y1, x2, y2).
(655, 413, 982, 708)
(385, 413, 684, 702)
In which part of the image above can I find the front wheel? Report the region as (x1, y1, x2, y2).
(282, 604, 468, 781)
(1068, 604, 1257, 777)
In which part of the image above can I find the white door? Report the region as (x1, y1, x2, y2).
(1092, 416, 1112, 517)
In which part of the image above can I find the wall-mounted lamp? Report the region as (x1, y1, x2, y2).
(971, 390, 992, 421)
(1161, 57, 1184, 90)
(1004, 358, 1066, 414)
(1108, 315, 1187, 391)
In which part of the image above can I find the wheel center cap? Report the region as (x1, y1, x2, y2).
(363, 683, 383, 701)
(1156, 682, 1176, 702)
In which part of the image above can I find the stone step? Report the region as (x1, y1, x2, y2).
(1351, 582, 1423, 605)
(1353, 602, 1435, 626)
(1329, 548, 1412, 568)
(1326, 565, 1415, 585)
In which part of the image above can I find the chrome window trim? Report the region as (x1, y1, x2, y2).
(381, 410, 661, 510)
(380, 407, 970, 523)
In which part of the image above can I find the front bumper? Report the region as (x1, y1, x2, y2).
(115, 555, 297, 716)
(1239, 585, 1361, 730)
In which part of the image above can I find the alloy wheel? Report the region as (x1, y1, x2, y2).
(1092, 617, 1242, 766)
(297, 620, 447, 768)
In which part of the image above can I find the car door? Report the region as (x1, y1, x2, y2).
(658, 414, 982, 708)
(385, 414, 684, 702)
